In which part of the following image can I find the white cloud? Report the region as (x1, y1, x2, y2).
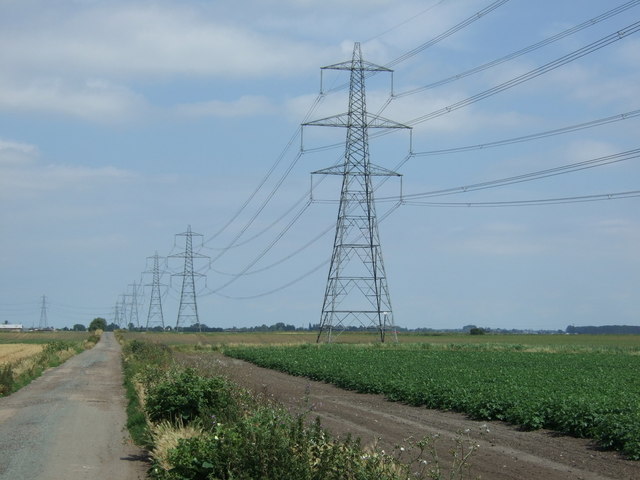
(0, 77, 147, 121)
(175, 95, 277, 118)
(0, 139, 39, 165)
(0, 161, 135, 202)
(0, 2, 324, 80)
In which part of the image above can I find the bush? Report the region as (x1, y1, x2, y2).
(0, 364, 13, 396)
(145, 368, 238, 425)
(152, 411, 404, 480)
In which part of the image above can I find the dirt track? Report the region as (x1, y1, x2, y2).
(206, 353, 639, 480)
(0, 333, 147, 480)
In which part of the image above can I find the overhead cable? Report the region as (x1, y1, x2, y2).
(401, 20, 640, 127)
(378, 148, 640, 202)
(403, 190, 640, 207)
(411, 108, 640, 157)
(394, 0, 640, 98)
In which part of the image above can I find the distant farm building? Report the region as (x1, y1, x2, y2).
(0, 323, 23, 332)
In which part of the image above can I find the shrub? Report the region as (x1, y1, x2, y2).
(145, 368, 237, 425)
(0, 364, 13, 396)
(152, 411, 405, 480)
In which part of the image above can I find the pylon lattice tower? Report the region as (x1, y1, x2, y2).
(113, 299, 122, 328)
(38, 295, 48, 329)
(146, 252, 166, 330)
(128, 281, 140, 329)
(171, 225, 209, 331)
(304, 43, 410, 343)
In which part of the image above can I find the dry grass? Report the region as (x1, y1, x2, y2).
(150, 419, 204, 470)
(121, 331, 640, 351)
(0, 344, 43, 365)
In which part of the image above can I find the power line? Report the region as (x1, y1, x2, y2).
(401, 20, 640, 128)
(403, 190, 640, 207)
(324, 0, 511, 95)
(410, 108, 640, 157)
(363, 0, 449, 44)
(392, 0, 640, 98)
(201, 200, 313, 295)
(214, 202, 402, 301)
(385, 0, 511, 69)
(203, 94, 329, 252)
(378, 148, 640, 202)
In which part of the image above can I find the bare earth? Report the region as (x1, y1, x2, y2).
(0, 332, 147, 480)
(208, 353, 639, 480)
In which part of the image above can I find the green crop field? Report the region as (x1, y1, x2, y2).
(224, 342, 640, 459)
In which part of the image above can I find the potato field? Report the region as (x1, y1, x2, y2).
(225, 342, 640, 459)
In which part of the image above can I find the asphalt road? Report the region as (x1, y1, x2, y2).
(0, 332, 147, 480)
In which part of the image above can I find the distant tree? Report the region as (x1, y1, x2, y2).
(72, 324, 86, 331)
(469, 327, 486, 335)
(89, 317, 107, 331)
(106, 323, 119, 332)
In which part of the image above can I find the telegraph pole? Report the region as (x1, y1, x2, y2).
(304, 43, 410, 342)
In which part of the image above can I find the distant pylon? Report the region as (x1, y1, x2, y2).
(128, 281, 140, 329)
(38, 295, 48, 329)
(170, 225, 209, 331)
(146, 252, 166, 330)
(304, 43, 410, 343)
(113, 300, 121, 328)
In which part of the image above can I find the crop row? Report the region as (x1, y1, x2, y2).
(224, 344, 640, 459)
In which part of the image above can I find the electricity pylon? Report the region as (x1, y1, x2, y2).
(146, 252, 166, 330)
(128, 281, 140, 329)
(170, 225, 209, 331)
(304, 43, 410, 343)
(38, 295, 48, 329)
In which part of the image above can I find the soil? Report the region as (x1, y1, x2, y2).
(0, 332, 148, 480)
(206, 353, 639, 480)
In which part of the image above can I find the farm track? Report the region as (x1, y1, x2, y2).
(0, 333, 147, 480)
(208, 353, 639, 480)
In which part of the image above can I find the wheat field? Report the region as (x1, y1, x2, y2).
(0, 344, 43, 364)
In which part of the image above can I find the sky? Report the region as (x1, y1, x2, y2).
(0, 0, 638, 332)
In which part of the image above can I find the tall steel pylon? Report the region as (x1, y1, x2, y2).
(38, 294, 48, 329)
(170, 225, 208, 331)
(128, 281, 140, 329)
(304, 43, 410, 343)
(146, 252, 166, 330)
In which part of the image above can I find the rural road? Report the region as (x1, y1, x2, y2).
(0, 332, 147, 480)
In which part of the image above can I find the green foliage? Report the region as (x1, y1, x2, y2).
(121, 340, 174, 446)
(0, 364, 13, 396)
(145, 369, 238, 425)
(150, 391, 408, 480)
(123, 340, 479, 479)
(89, 317, 107, 331)
(225, 344, 640, 459)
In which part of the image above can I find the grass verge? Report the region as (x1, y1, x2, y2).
(121, 338, 479, 480)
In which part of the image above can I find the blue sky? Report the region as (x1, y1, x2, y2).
(1, 0, 638, 331)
